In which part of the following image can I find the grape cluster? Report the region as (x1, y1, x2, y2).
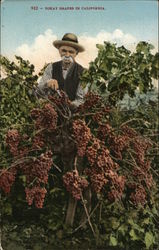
(72, 119, 91, 157)
(130, 185, 147, 206)
(63, 170, 89, 200)
(31, 103, 57, 131)
(22, 150, 53, 185)
(85, 137, 123, 197)
(97, 146, 113, 170)
(0, 167, 17, 194)
(92, 107, 111, 123)
(32, 134, 45, 150)
(25, 186, 47, 208)
(121, 125, 138, 138)
(86, 138, 100, 166)
(85, 134, 124, 197)
(92, 112, 103, 123)
(97, 123, 113, 141)
(133, 137, 152, 162)
(85, 168, 108, 193)
(107, 170, 125, 201)
(48, 95, 61, 106)
(144, 173, 153, 189)
(131, 136, 154, 189)
(6, 129, 20, 156)
(78, 92, 101, 112)
(109, 135, 129, 160)
(132, 165, 153, 190)
(19, 147, 29, 157)
(30, 108, 41, 119)
(48, 90, 71, 107)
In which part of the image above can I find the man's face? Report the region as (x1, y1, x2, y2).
(59, 45, 77, 61)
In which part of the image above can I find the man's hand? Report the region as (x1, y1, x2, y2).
(46, 79, 59, 90)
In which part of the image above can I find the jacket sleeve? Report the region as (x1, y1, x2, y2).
(38, 63, 53, 90)
(71, 83, 88, 107)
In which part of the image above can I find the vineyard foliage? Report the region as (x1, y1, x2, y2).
(0, 42, 159, 250)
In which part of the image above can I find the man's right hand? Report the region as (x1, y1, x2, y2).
(46, 79, 59, 90)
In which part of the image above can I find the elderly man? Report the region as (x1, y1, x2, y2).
(38, 33, 90, 226)
(38, 33, 87, 106)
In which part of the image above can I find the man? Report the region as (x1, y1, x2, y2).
(38, 33, 87, 106)
(38, 33, 90, 226)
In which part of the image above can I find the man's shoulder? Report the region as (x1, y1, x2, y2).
(75, 62, 85, 71)
(52, 60, 62, 67)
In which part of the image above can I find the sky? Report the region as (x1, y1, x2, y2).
(1, 0, 158, 72)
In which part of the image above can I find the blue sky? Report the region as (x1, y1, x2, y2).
(1, 0, 158, 54)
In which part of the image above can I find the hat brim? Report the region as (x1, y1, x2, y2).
(53, 40, 85, 52)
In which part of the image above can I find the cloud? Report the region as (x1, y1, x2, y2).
(77, 29, 137, 68)
(16, 28, 138, 72)
(16, 29, 59, 72)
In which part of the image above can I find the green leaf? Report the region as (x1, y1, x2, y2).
(50, 187, 61, 194)
(129, 229, 139, 241)
(109, 235, 118, 246)
(6, 78, 12, 88)
(111, 218, 120, 229)
(144, 232, 154, 249)
(96, 44, 104, 50)
(128, 219, 144, 233)
(118, 224, 128, 236)
(4, 203, 12, 215)
(139, 82, 144, 92)
(19, 175, 27, 184)
(142, 218, 150, 225)
(136, 41, 154, 55)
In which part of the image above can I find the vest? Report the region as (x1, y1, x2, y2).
(52, 61, 84, 101)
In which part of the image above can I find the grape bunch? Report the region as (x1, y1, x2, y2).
(85, 138, 122, 196)
(132, 164, 153, 191)
(25, 186, 47, 208)
(72, 119, 91, 157)
(106, 170, 126, 201)
(32, 133, 45, 150)
(63, 170, 89, 200)
(22, 150, 53, 185)
(109, 135, 129, 160)
(130, 185, 147, 206)
(0, 167, 17, 194)
(92, 106, 111, 123)
(30, 108, 42, 119)
(85, 168, 108, 193)
(121, 125, 138, 138)
(6, 129, 20, 157)
(97, 146, 114, 170)
(49, 90, 71, 107)
(18, 147, 29, 157)
(86, 138, 100, 166)
(130, 136, 154, 190)
(78, 92, 101, 112)
(133, 137, 152, 162)
(31, 103, 58, 131)
(97, 123, 113, 141)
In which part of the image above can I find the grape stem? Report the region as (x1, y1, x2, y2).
(80, 191, 96, 238)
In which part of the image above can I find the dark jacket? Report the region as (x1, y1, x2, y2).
(52, 61, 84, 101)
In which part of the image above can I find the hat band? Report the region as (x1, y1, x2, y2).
(62, 37, 78, 44)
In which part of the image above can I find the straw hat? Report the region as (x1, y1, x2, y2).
(53, 33, 85, 52)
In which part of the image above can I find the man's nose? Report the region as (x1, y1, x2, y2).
(65, 51, 70, 57)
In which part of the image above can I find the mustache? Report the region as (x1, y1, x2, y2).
(62, 56, 74, 63)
